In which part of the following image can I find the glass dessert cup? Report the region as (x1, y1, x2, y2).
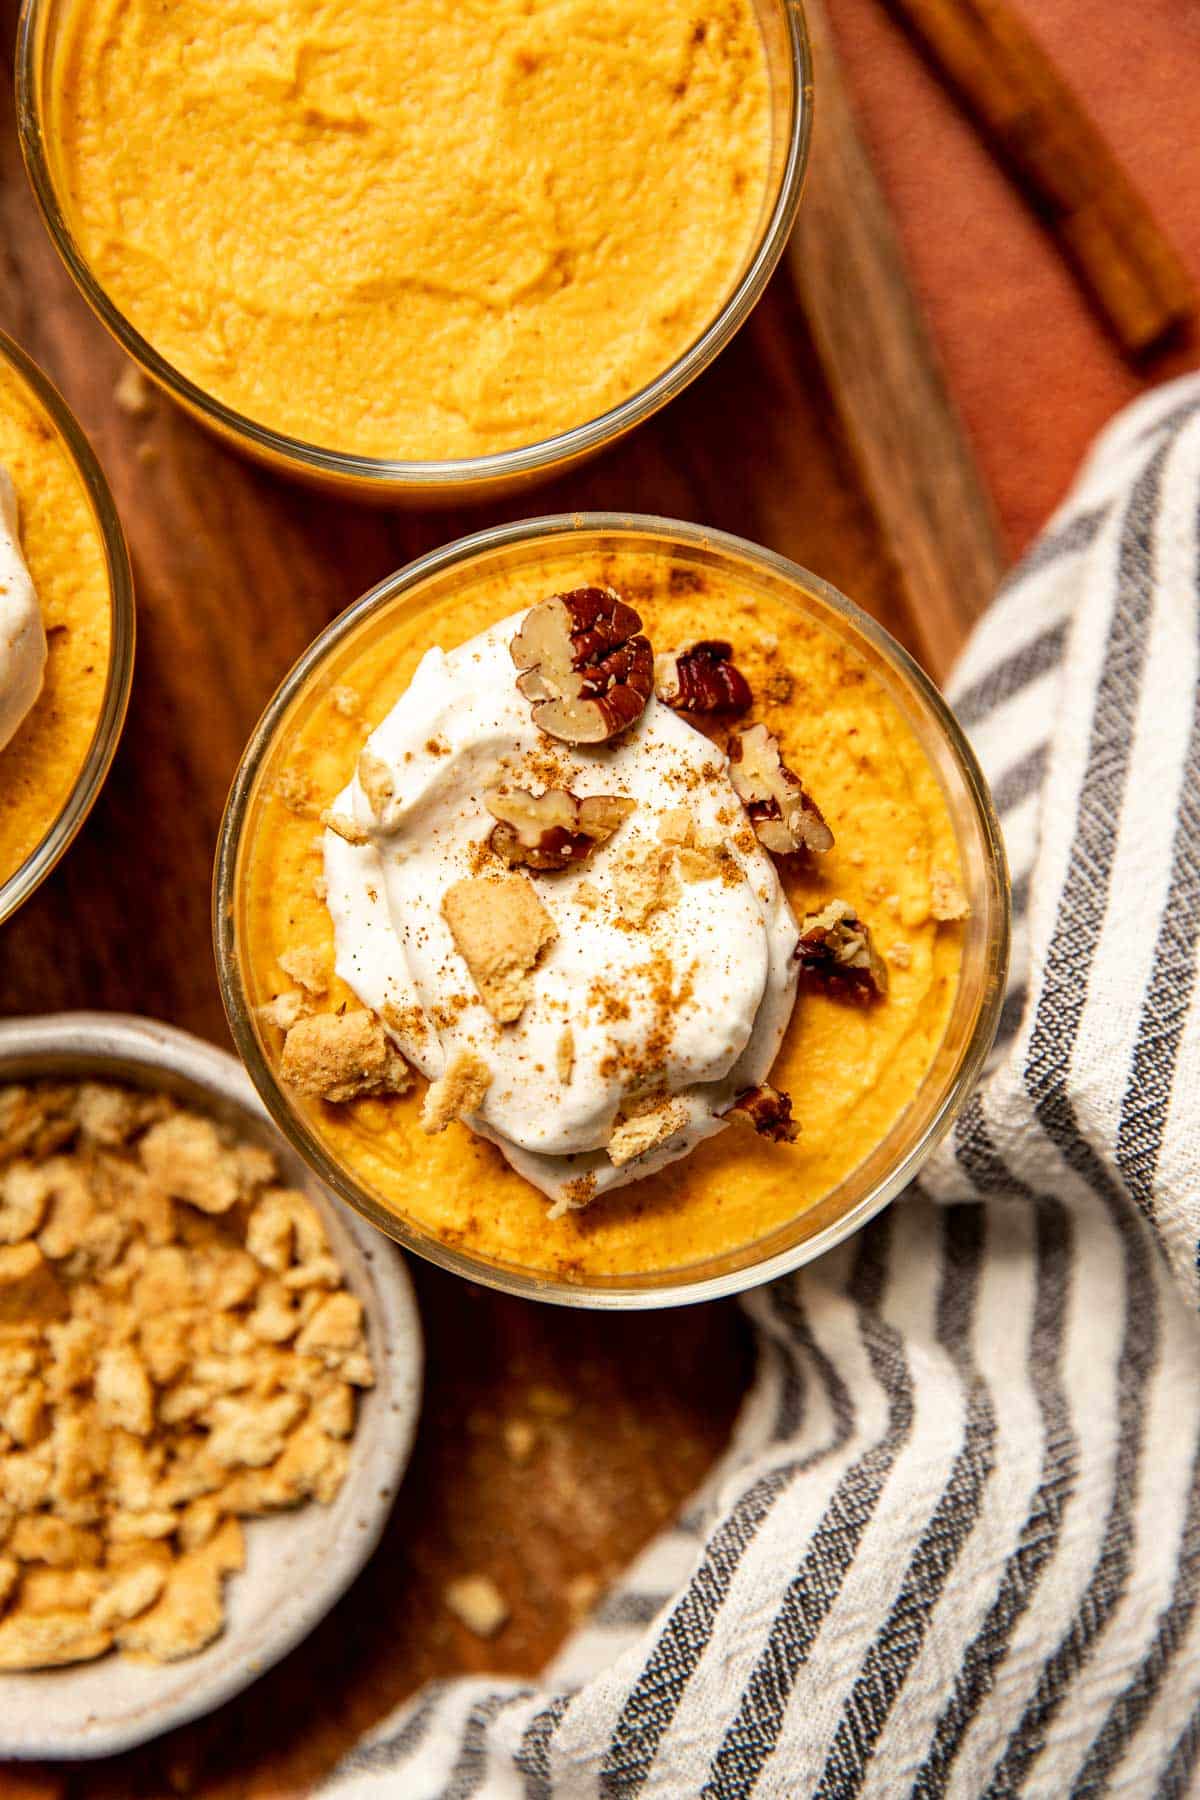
(215, 515, 1009, 1309)
(18, 0, 812, 505)
(0, 330, 133, 927)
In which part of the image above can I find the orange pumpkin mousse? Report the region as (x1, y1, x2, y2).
(0, 353, 112, 893)
(231, 548, 969, 1284)
(47, 0, 772, 458)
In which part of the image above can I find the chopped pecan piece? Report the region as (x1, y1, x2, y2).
(484, 786, 634, 872)
(655, 641, 752, 714)
(729, 724, 834, 857)
(510, 588, 653, 745)
(724, 1083, 798, 1143)
(796, 901, 888, 1004)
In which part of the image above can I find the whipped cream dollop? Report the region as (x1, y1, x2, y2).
(323, 612, 799, 1208)
(0, 468, 45, 753)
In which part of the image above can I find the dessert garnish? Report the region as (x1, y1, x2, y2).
(611, 844, 680, 927)
(304, 603, 840, 1211)
(654, 640, 752, 714)
(657, 807, 742, 884)
(321, 808, 370, 847)
(441, 874, 557, 1024)
(729, 723, 835, 857)
(930, 867, 971, 921)
(724, 1082, 798, 1142)
(510, 587, 653, 745)
(796, 900, 888, 1004)
(279, 1010, 412, 1103)
(357, 749, 397, 826)
(607, 1096, 691, 1167)
(0, 1081, 372, 1670)
(484, 786, 635, 872)
(420, 1049, 492, 1135)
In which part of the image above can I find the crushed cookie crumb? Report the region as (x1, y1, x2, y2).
(502, 1418, 537, 1463)
(611, 845, 678, 928)
(276, 768, 317, 817)
(357, 751, 394, 818)
(420, 1051, 492, 1135)
(278, 946, 327, 996)
(280, 1012, 412, 1103)
(255, 989, 306, 1033)
(441, 875, 556, 1024)
(321, 809, 369, 847)
(930, 869, 970, 922)
(329, 685, 360, 717)
(113, 364, 153, 418)
(0, 1081, 371, 1670)
(608, 1097, 690, 1167)
(443, 1573, 509, 1638)
(556, 1027, 575, 1086)
(548, 1173, 597, 1219)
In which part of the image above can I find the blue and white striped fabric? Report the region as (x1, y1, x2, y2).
(323, 374, 1200, 1798)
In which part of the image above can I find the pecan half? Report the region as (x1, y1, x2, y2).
(729, 724, 834, 857)
(510, 588, 654, 745)
(655, 641, 752, 714)
(796, 900, 888, 1004)
(724, 1082, 798, 1143)
(484, 786, 635, 872)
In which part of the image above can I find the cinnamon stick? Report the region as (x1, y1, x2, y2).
(882, 0, 1196, 355)
(788, 0, 1005, 666)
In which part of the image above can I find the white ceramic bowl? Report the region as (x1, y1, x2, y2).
(0, 1014, 423, 1761)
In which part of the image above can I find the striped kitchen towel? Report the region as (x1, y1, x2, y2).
(323, 372, 1200, 1798)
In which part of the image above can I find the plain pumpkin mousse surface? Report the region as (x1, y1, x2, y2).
(236, 550, 969, 1283)
(0, 356, 111, 890)
(49, 0, 772, 458)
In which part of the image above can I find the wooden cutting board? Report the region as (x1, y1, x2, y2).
(0, 0, 1002, 1791)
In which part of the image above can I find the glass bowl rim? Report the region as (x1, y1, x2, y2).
(16, 0, 814, 488)
(0, 327, 135, 928)
(214, 511, 1011, 1310)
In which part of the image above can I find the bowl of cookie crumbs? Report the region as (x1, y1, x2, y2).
(0, 1013, 422, 1759)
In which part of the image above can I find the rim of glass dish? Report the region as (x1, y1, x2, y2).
(0, 329, 134, 928)
(215, 513, 1010, 1310)
(16, 0, 814, 490)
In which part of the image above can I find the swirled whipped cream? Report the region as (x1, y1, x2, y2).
(0, 468, 45, 752)
(322, 613, 799, 1210)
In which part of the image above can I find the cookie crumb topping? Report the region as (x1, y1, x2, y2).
(0, 1081, 372, 1671)
(280, 1011, 412, 1103)
(420, 1049, 492, 1135)
(441, 874, 557, 1024)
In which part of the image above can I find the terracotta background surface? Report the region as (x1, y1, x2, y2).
(827, 0, 1200, 556)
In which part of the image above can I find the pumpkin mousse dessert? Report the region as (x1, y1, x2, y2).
(226, 536, 988, 1290)
(0, 344, 120, 902)
(46, 0, 773, 460)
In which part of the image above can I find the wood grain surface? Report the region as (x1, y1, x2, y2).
(0, 0, 1000, 1789)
